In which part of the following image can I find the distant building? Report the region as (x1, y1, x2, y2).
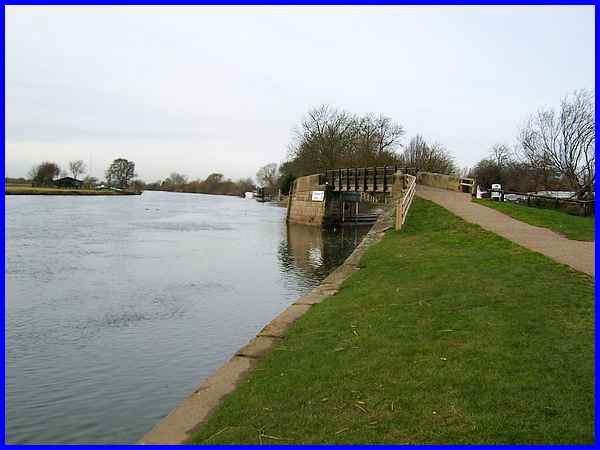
(54, 177, 83, 189)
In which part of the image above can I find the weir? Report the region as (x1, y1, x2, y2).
(286, 166, 475, 228)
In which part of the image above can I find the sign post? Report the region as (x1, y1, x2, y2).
(311, 191, 325, 202)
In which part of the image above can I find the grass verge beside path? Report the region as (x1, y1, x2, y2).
(473, 198, 594, 241)
(191, 197, 594, 444)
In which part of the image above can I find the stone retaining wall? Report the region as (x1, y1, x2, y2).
(417, 172, 475, 193)
(417, 172, 462, 191)
(287, 174, 331, 226)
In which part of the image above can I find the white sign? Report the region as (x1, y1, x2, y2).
(311, 191, 325, 202)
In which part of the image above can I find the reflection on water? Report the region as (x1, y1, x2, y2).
(5, 191, 371, 444)
(279, 224, 369, 285)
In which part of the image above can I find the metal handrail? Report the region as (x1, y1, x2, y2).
(319, 166, 418, 191)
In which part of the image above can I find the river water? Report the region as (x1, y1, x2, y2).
(5, 191, 369, 444)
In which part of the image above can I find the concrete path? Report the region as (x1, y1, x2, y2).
(417, 185, 595, 277)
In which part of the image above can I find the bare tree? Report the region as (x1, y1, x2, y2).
(201, 173, 225, 193)
(491, 143, 512, 169)
(168, 173, 188, 185)
(474, 143, 514, 188)
(29, 161, 61, 186)
(161, 173, 188, 190)
(289, 105, 357, 174)
(130, 179, 145, 193)
(458, 167, 471, 178)
(287, 105, 405, 176)
(256, 163, 279, 191)
(519, 89, 595, 198)
(236, 177, 255, 196)
(400, 135, 456, 174)
(82, 176, 98, 188)
(106, 158, 136, 189)
(354, 114, 404, 166)
(473, 143, 563, 192)
(69, 160, 87, 180)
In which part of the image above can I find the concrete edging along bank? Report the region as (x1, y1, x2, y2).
(139, 210, 393, 444)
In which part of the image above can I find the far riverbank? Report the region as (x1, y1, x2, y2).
(5, 185, 141, 195)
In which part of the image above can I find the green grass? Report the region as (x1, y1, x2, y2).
(473, 198, 594, 241)
(190, 198, 594, 444)
(4, 184, 140, 195)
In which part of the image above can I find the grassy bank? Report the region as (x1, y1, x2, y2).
(5, 185, 141, 195)
(473, 198, 594, 241)
(190, 197, 594, 444)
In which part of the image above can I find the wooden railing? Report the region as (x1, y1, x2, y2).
(395, 174, 416, 230)
(319, 166, 418, 193)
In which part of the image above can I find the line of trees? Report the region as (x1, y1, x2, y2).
(401, 135, 456, 175)
(20, 105, 461, 198)
(274, 105, 456, 194)
(27, 158, 139, 190)
(24, 158, 254, 196)
(145, 172, 255, 197)
(471, 89, 594, 198)
(286, 105, 405, 175)
(29, 160, 94, 186)
(19, 92, 592, 200)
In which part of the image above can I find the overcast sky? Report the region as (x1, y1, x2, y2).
(5, 6, 594, 182)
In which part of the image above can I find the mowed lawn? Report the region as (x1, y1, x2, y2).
(191, 197, 594, 444)
(474, 198, 594, 241)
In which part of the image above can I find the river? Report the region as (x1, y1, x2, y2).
(5, 191, 369, 443)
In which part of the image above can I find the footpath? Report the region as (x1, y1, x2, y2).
(417, 185, 595, 277)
